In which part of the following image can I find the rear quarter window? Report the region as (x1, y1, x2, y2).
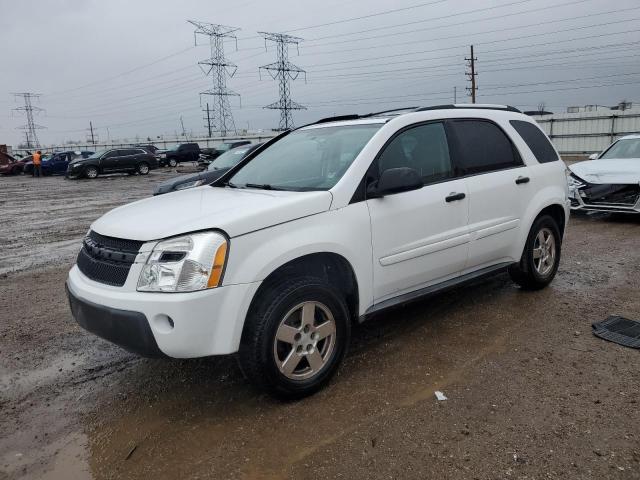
(510, 120, 559, 163)
(447, 119, 522, 175)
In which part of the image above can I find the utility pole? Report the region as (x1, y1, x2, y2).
(189, 20, 240, 137)
(204, 102, 213, 138)
(453, 86, 457, 103)
(12, 92, 45, 149)
(179, 115, 187, 138)
(465, 45, 478, 104)
(89, 121, 95, 145)
(258, 32, 307, 131)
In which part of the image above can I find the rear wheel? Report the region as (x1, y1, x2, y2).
(137, 162, 150, 175)
(239, 276, 350, 399)
(168, 158, 178, 168)
(85, 166, 98, 179)
(509, 215, 561, 290)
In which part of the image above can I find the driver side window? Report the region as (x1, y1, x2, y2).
(378, 122, 453, 185)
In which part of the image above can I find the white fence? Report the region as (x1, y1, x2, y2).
(531, 109, 640, 155)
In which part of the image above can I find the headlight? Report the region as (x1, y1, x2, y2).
(160, 153, 167, 159)
(175, 179, 205, 191)
(137, 232, 228, 292)
(566, 170, 585, 188)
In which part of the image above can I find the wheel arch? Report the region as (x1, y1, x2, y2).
(245, 252, 360, 326)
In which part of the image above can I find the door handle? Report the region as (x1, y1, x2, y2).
(515, 176, 530, 185)
(445, 192, 466, 202)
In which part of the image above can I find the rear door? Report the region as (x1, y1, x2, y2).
(446, 119, 532, 271)
(367, 121, 469, 303)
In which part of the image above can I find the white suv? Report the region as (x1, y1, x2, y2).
(67, 105, 569, 398)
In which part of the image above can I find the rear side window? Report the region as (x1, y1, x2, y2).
(448, 120, 522, 175)
(510, 120, 559, 163)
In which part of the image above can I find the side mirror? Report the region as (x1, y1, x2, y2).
(588, 153, 599, 160)
(367, 167, 423, 198)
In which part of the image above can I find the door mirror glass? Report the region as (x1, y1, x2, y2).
(588, 153, 599, 160)
(369, 167, 423, 197)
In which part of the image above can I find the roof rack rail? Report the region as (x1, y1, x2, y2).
(312, 107, 421, 126)
(362, 106, 421, 117)
(416, 104, 521, 113)
(314, 114, 363, 124)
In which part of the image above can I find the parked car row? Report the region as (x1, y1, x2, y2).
(0, 154, 31, 175)
(0, 141, 258, 181)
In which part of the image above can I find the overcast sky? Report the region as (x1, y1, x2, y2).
(1, 0, 638, 146)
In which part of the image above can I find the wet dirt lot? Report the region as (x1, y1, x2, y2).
(1, 171, 639, 480)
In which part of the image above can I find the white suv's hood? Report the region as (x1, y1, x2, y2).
(91, 186, 333, 240)
(569, 158, 640, 185)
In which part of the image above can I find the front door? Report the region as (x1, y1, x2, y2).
(366, 122, 469, 303)
(100, 151, 120, 172)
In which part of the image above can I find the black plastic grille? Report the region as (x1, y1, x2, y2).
(582, 184, 640, 206)
(76, 231, 143, 287)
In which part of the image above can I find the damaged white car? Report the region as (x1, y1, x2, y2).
(567, 134, 640, 214)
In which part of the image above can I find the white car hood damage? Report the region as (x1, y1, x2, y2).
(569, 158, 640, 185)
(91, 186, 333, 241)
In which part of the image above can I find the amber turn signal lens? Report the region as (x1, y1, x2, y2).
(207, 242, 228, 288)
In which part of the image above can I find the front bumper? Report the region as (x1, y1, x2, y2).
(67, 284, 166, 357)
(67, 265, 261, 358)
(569, 184, 640, 214)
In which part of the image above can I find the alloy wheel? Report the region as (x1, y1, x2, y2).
(273, 301, 337, 380)
(533, 227, 556, 276)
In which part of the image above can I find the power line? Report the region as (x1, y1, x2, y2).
(189, 20, 241, 136)
(304, 4, 637, 56)
(12, 93, 45, 148)
(283, 0, 447, 33)
(259, 32, 307, 130)
(47, 46, 195, 97)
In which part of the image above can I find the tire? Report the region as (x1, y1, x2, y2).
(509, 215, 562, 290)
(11, 167, 20, 175)
(137, 162, 150, 175)
(239, 275, 351, 400)
(85, 166, 98, 179)
(168, 158, 177, 168)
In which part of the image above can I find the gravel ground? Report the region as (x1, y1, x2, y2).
(0, 171, 639, 480)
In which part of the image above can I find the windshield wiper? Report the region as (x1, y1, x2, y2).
(245, 183, 277, 190)
(224, 181, 241, 188)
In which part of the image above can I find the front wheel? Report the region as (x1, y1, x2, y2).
(137, 162, 150, 175)
(168, 158, 178, 168)
(85, 166, 98, 179)
(509, 215, 561, 290)
(239, 276, 351, 399)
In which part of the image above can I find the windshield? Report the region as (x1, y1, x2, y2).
(600, 138, 640, 159)
(208, 147, 250, 171)
(228, 124, 381, 191)
(86, 151, 106, 159)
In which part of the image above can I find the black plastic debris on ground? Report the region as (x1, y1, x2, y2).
(592, 315, 640, 349)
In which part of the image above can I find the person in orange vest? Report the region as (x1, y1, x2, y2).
(33, 151, 42, 177)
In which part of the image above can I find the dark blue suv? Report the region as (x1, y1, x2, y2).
(23, 150, 94, 176)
